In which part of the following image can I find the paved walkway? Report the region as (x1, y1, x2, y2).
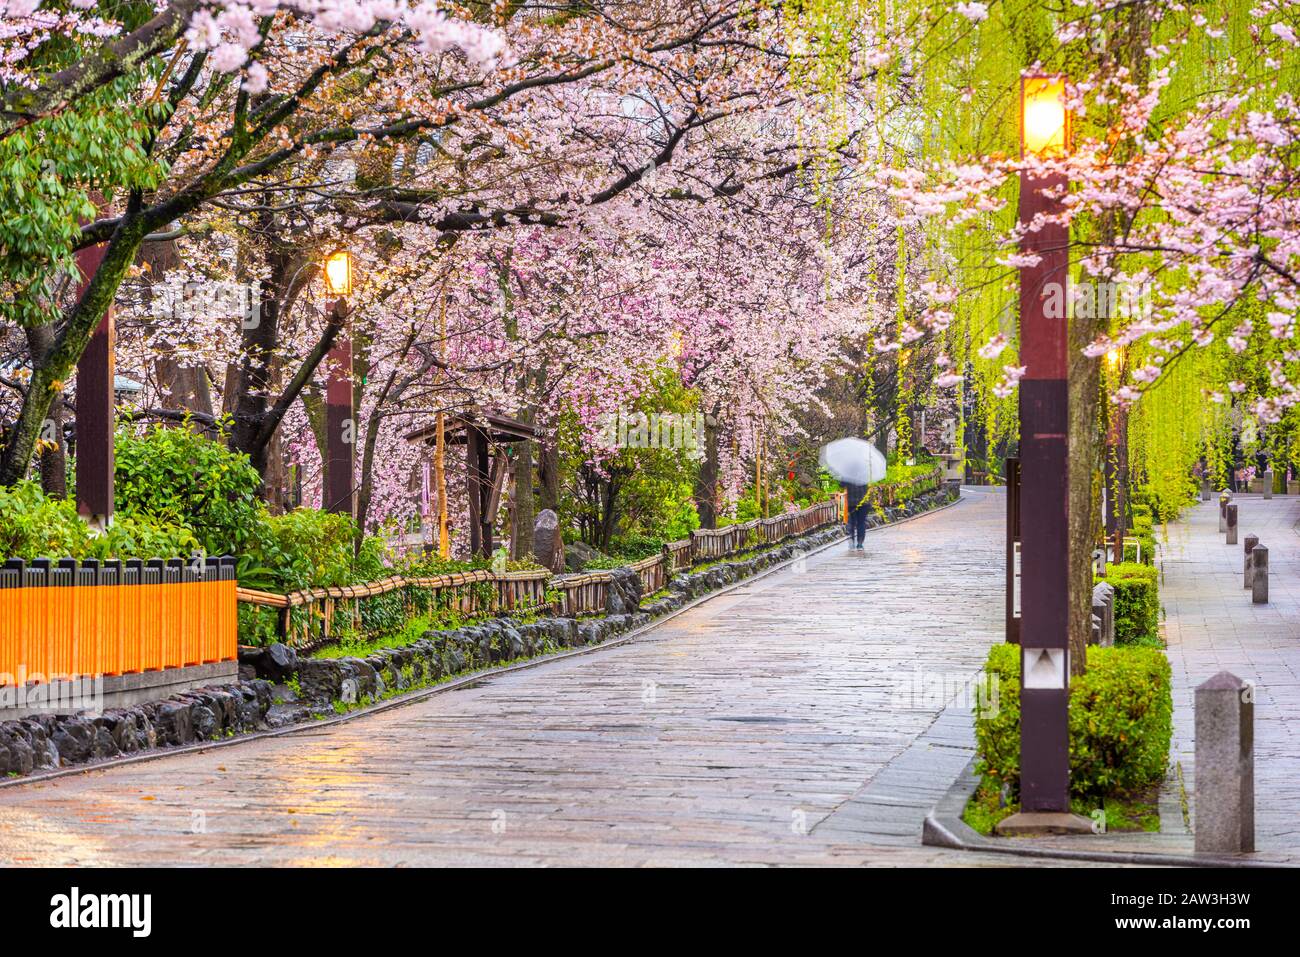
(1161, 493, 1300, 862)
(0, 489, 1101, 866)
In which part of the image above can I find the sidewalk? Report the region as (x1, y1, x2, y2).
(923, 491, 1300, 866)
(1162, 493, 1300, 862)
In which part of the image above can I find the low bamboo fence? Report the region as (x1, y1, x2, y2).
(237, 567, 551, 648)
(237, 486, 933, 642)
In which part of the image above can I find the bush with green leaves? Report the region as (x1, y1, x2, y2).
(608, 532, 666, 559)
(258, 508, 357, 591)
(1098, 562, 1160, 645)
(0, 481, 198, 560)
(975, 643, 1173, 799)
(114, 425, 263, 555)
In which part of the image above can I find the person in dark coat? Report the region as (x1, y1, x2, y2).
(844, 482, 869, 550)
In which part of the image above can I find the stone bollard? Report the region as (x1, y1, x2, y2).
(1251, 546, 1269, 604)
(1264, 469, 1274, 500)
(1243, 534, 1259, 589)
(1194, 672, 1254, 854)
(1218, 491, 1231, 532)
(1225, 503, 1238, 545)
(1200, 478, 1211, 502)
(1091, 581, 1115, 647)
(1090, 613, 1101, 646)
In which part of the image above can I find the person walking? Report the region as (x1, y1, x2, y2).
(844, 482, 869, 551)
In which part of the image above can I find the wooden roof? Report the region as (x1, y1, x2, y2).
(405, 410, 540, 446)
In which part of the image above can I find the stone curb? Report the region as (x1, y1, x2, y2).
(0, 489, 963, 791)
(921, 757, 1293, 868)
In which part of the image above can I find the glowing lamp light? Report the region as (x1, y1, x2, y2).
(1106, 348, 1121, 368)
(323, 248, 353, 297)
(1020, 74, 1069, 158)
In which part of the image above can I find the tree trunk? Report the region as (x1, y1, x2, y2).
(538, 440, 561, 513)
(25, 324, 66, 497)
(511, 437, 535, 560)
(693, 404, 721, 528)
(0, 209, 147, 486)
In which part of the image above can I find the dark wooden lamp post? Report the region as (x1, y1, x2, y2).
(1104, 346, 1129, 567)
(74, 241, 116, 529)
(322, 249, 355, 517)
(998, 74, 1092, 834)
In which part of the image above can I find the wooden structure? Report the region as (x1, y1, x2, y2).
(407, 410, 540, 557)
(0, 556, 237, 683)
(1005, 457, 1020, 644)
(240, 491, 864, 646)
(238, 567, 551, 648)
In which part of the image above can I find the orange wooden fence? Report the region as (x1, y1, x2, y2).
(0, 557, 238, 685)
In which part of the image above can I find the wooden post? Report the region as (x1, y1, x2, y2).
(435, 292, 450, 558)
(74, 242, 115, 528)
(1005, 457, 1020, 644)
(1015, 80, 1071, 815)
(324, 299, 354, 516)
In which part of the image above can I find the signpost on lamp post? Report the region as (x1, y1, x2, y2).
(322, 249, 355, 517)
(998, 74, 1092, 834)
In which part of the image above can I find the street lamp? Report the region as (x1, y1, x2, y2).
(998, 74, 1091, 833)
(323, 248, 353, 298)
(322, 249, 355, 517)
(1021, 75, 1070, 158)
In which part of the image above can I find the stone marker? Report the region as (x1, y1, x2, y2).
(1194, 671, 1254, 854)
(1251, 545, 1269, 604)
(1243, 534, 1259, 589)
(1218, 491, 1231, 532)
(1225, 503, 1238, 545)
(1264, 469, 1274, 500)
(1091, 581, 1115, 647)
(1200, 478, 1211, 501)
(532, 509, 565, 573)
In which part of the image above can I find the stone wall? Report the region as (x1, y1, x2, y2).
(0, 680, 272, 776)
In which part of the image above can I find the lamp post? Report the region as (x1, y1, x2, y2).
(1104, 347, 1128, 567)
(998, 74, 1090, 833)
(322, 249, 355, 517)
(74, 200, 116, 529)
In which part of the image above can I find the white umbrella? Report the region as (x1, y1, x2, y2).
(819, 438, 887, 486)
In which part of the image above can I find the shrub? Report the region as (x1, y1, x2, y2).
(608, 532, 666, 559)
(0, 481, 198, 560)
(115, 425, 263, 555)
(1122, 531, 1156, 565)
(258, 508, 357, 591)
(1098, 562, 1160, 645)
(0, 481, 92, 557)
(88, 514, 200, 560)
(975, 644, 1173, 799)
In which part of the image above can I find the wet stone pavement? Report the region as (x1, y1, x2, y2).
(0, 489, 1113, 866)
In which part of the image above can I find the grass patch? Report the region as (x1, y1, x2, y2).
(963, 775, 1161, 836)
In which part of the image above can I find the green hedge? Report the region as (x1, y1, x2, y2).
(1098, 562, 1160, 646)
(975, 644, 1173, 798)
